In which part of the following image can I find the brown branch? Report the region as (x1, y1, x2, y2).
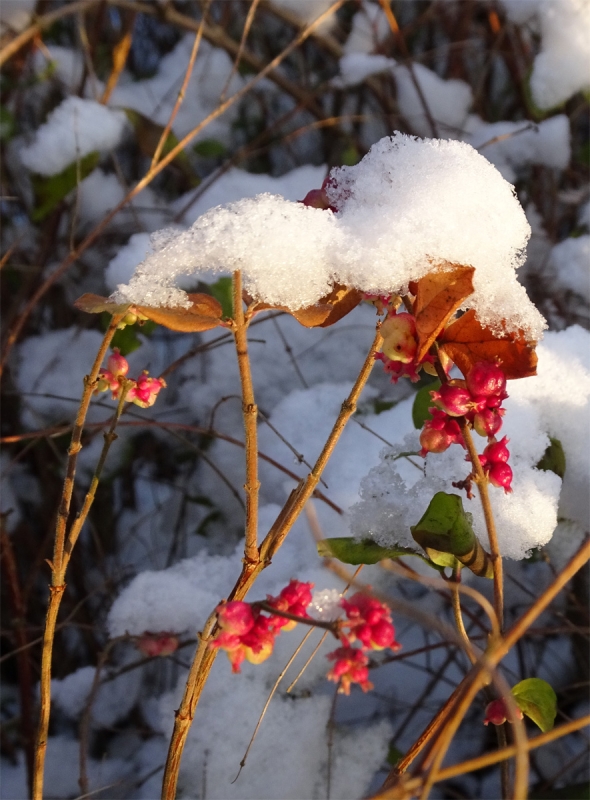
(232, 271, 261, 565)
(32, 317, 126, 800)
(160, 320, 382, 799)
(1, 419, 343, 514)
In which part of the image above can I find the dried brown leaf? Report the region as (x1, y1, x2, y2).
(413, 265, 475, 361)
(74, 293, 223, 333)
(440, 309, 538, 379)
(248, 285, 362, 328)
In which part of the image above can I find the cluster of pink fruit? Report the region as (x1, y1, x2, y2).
(421, 361, 513, 493)
(210, 581, 400, 695)
(95, 348, 166, 408)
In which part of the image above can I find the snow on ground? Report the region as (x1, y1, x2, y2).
(19, 97, 128, 176)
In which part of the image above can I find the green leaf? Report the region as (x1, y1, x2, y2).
(102, 316, 156, 356)
(386, 745, 404, 768)
(536, 437, 566, 479)
(31, 151, 100, 221)
(411, 492, 493, 578)
(341, 144, 360, 166)
(209, 277, 233, 319)
(317, 537, 442, 570)
(194, 138, 227, 158)
(511, 678, 557, 733)
(412, 379, 440, 429)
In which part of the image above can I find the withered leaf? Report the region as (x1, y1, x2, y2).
(75, 293, 223, 333)
(74, 293, 131, 315)
(439, 309, 537, 379)
(248, 285, 362, 328)
(413, 265, 475, 362)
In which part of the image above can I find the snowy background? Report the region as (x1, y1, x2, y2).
(1, 1, 589, 798)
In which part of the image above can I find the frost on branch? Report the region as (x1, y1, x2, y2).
(111, 133, 545, 340)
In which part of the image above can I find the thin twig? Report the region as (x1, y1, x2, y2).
(150, 3, 210, 168)
(32, 318, 126, 800)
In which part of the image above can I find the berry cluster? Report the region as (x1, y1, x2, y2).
(210, 584, 400, 696)
(420, 360, 513, 493)
(328, 592, 400, 695)
(95, 348, 166, 409)
(210, 580, 313, 673)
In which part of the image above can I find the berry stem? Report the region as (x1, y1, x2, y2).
(458, 418, 504, 631)
(254, 601, 340, 635)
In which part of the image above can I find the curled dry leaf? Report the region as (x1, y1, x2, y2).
(410, 264, 475, 362)
(439, 309, 538, 379)
(74, 293, 223, 333)
(247, 284, 363, 328)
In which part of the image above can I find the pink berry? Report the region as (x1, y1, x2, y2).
(420, 426, 453, 454)
(484, 437, 510, 464)
(484, 698, 523, 726)
(380, 313, 418, 364)
(473, 408, 503, 438)
(466, 362, 506, 398)
(488, 462, 513, 492)
(107, 348, 129, 377)
(301, 188, 333, 210)
(136, 632, 179, 658)
(216, 601, 255, 636)
(431, 383, 473, 417)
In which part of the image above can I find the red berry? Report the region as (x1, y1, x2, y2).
(484, 437, 510, 464)
(488, 462, 513, 492)
(473, 408, 503, 437)
(466, 362, 507, 398)
(420, 426, 452, 454)
(431, 383, 473, 417)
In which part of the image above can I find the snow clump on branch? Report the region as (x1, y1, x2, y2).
(111, 133, 545, 339)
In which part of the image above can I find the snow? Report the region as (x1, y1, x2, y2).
(106, 233, 154, 292)
(466, 115, 571, 183)
(528, 0, 590, 109)
(112, 133, 545, 340)
(19, 97, 128, 176)
(51, 664, 141, 729)
(336, 53, 396, 87)
(549, 235, 590, 301)
(13, 328, 105, 430)
(32, 45, 85, 93)
(107, 503, 392, 798)
(510, 326, 590, 530)
(336, 57, 473, 139)
(349, 327, 589, 560)
(393, 63, 473, 139)
(173, 164, 327, 226)
(76, 169, 126, 224)
(108, 36, 243, 144)
(343, 2, 390, 55)
(269, 0, 338, 33)
(1, 737, 129, 799)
